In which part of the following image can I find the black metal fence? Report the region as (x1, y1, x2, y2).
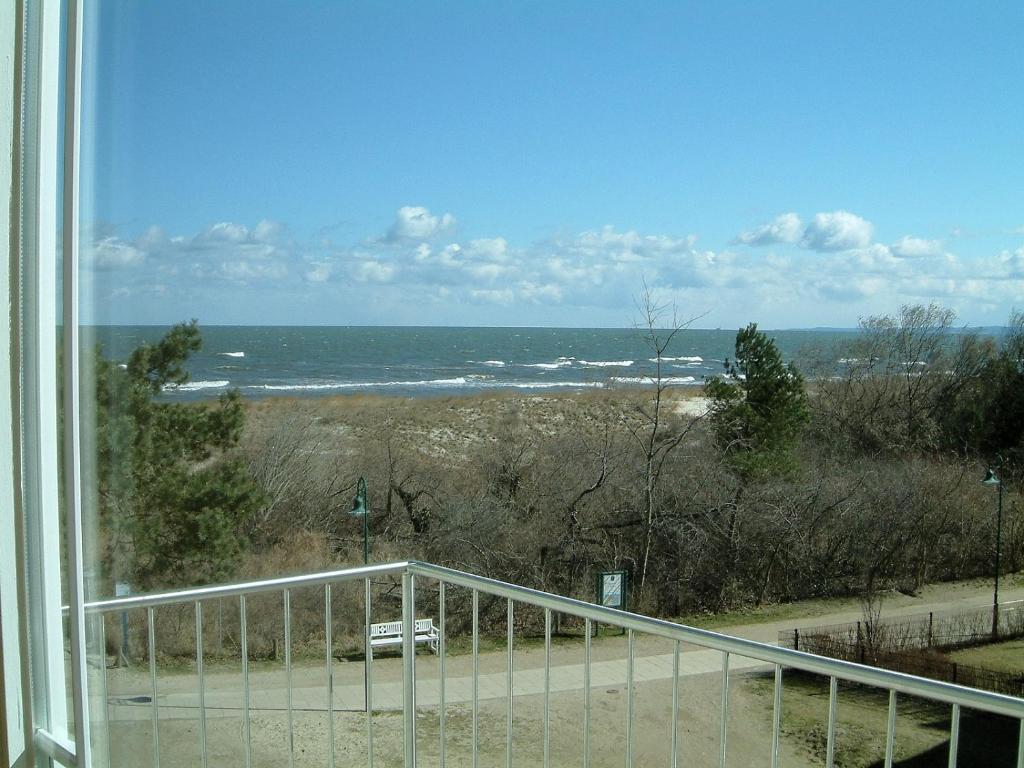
(778, 602, 1024, 697)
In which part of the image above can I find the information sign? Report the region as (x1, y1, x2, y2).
(597, 570, 628, 610)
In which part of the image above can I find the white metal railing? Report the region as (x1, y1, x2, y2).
(84, 561, 1024, 768)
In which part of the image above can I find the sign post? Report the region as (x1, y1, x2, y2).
(596, 570, 628, 636)
(115, 581, 130, 666)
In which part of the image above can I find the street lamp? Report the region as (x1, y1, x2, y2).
(350, 477, 370, 565)
(982, 467, 1003, 639)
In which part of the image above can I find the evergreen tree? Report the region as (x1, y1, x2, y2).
(943, 311, 1024, 476)
(95, 320, 263, 590)
(706, 323, 809, 479)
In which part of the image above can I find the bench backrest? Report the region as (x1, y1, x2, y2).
(370, 621, 404, 638)
(414, 618, 435, 634)
(370, 619, 436, 638)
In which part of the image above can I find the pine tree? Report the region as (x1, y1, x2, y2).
(706, 323, 808, 479)
(94, 320, 263, 590)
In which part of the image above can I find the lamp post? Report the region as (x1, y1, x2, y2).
(348, 477, 371, 712)
(350, 477, 370, 565)
(982, 467, 1003, 639)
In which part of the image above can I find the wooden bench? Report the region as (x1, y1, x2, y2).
(369, 618, 439, 654)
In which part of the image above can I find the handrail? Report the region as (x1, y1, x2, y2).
(85, 559, 1024, 720)
(83, 561, 410, 613)
(408, 562, 1024, 719)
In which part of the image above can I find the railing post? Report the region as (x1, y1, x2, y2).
(402, 571, 417, 767)
(719, 652, 729, 768)
(365, 577, 374, 768)
(439, 581, 447, 768)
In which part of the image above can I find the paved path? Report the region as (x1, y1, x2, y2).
(104, 648, 769, 721)
(101, 578, 1024, 723)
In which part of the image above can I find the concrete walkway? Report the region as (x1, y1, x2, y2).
(105, 647, 769, 721)
(102, 577, 1024, 723)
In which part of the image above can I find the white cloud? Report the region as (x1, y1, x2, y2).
(518, 281, 563, 303)
(304, 263, 332, 283)
(890, 236, 943, 258)
(734, 213, 803, 246)
(91, 236, 145, 269)
(386, 206, 456, 242)
(569, 226, 697, 262)
(464, 237, 510, 261)
(801, 211, 874, 252)
(86, 209, 1024, 327)
(469, 288, 515, 305)
(199, 221, 251, 243)
(216, 260, 288, 281)
(253, 219, 284, 242)
(1000, 246, 1024, 278)
(464, 263, 512, 281)
(354, 260, 396, 283)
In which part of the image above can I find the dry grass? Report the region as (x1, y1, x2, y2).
(242, 387, 707, 468)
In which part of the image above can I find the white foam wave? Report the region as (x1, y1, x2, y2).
(166, 380, 230, 392)
(523, 359, 573, 369)
(251, 377, 471, 391)
(579, 360, 633, 367)
(503, 381, 604, 389)
(246, 377, 613, 392)
(651, 356, 703, 363)
(612, 376, 696, 385)
(480, 360, 506, 367)
(219, 351, 245, 358)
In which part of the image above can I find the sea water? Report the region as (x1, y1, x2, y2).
(87, 325, 857, 400)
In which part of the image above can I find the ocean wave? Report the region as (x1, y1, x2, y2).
(244, 376, 610, 392)
(523, 357, 574, 369)
(651, 356, 703, 363)
(480, 360, 506, 367)
(166, 380, 230, 392)
(612, 375, 697, 385)
(503, 381, 604, 389)
(671, 363, 704, 369)
(578, 360, 633, 367)
(219, 351, 245, 358)
(249, 377, 471, 391)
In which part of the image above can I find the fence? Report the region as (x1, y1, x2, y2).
(780, 601, 1024, 654)
(779, 602, 1024, 698)
(83, 562, 1024, 768)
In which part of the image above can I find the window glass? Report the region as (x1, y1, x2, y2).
(73, 4, 1023, 767)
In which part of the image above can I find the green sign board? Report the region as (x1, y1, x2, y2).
(597, 570, 628, 610)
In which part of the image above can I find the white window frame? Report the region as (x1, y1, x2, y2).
(9, 0, 92, 766)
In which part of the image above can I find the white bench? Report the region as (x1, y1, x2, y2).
(369, 618, 439, 654)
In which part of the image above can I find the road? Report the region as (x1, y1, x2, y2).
(101, 576, 1024, 723)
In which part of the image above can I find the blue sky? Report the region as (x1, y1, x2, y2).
(81, 1, 1024, 328)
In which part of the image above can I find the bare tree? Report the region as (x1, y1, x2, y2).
(622, 283, 704, 599)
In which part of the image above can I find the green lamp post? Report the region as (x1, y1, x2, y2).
(350, 477, 370, 565)
(982, 467, 1003, 639)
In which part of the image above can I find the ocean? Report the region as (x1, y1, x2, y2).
(88, 325, 855, 400)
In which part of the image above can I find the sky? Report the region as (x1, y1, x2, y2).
(80, 1, 1024, 328)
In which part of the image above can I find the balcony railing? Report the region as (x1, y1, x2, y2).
(83, 561, 1024, 768)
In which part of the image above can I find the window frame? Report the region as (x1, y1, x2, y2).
(10, 0, 92, 765)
